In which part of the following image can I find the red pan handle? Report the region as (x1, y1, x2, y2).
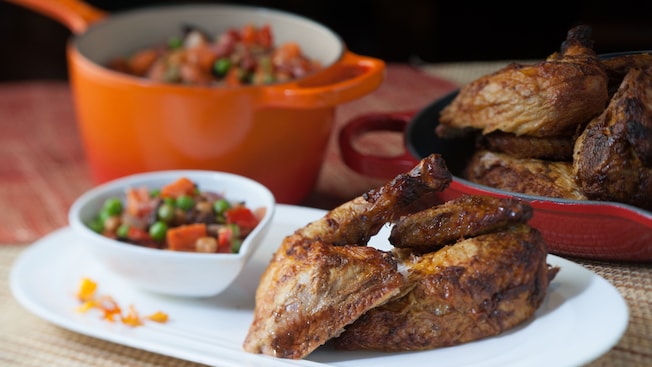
(338, 111, 420, 179)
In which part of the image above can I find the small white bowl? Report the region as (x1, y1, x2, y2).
(68, 170, 275, 297)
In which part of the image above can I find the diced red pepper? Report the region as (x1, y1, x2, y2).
(257, 24, 273, 48)
(217, 225, 234, 253)
(225, 206, 259, 231)
(127, 226, 152, 243)
(126, 186, 155, 217)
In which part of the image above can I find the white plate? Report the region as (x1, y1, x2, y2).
(10, 204, 628, 367)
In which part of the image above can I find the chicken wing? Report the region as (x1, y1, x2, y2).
(292, 153, 452, 246)
(332, 225, 557, 352)
(437, 24, 608, 138)
(389, 195, 533, 252)
(573, 67, 652, 210)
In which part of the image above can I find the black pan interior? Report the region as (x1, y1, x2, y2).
(405, 90, 476, 176)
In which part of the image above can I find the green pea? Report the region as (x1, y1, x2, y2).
(88, 217, 104, 233)
(116, 224, 130, 238)
(168, 36, 183, 49)
(149, 221, 168, 242)
(157, 203, 175, 222)
(213, 199, 231, 214)
(176, 195, 195, 211)
(102, 198, 123, 216)
(231, 239, 242, 254)
(150, 188, 161, 198)
(258, 56, 273, 73)
(263, 73, 275, 84)
(213, 58, 231, 76)
(98, 209, 114, 223)
(229, 223, 240, 238)
(163, 197, 175, 206)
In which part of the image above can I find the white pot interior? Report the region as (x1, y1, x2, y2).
(74, 4, 344, 69)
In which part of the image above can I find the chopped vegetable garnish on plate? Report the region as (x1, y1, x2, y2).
(75, 277, 168, 327)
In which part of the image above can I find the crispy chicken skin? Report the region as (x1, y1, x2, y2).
(465, 150, 587, 200)
(573, 67, 652, 210)
(333, 225, 556, 352)
(242, 238, 406, 359)
(389, 195, 533, 252)
(437, 25, 608, 138)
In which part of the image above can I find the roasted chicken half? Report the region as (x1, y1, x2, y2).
(437, 24, 608, 138)
(243, 154, 558, 359)
(242, 154, 453, 359)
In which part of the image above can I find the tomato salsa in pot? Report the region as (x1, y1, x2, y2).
(87, 177, 265, 253)
(107, 24, 322, 86)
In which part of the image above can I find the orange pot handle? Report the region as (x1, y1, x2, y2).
(260, 51, 386, 108)
(7, 0, 107, 34)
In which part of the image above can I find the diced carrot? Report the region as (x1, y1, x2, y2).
(121, 305, 144, 327)
(224, 67, 242, 86)
(166, 223, 207, 251)
(147, 311, 169, 323)
(77, 277, 97, 302)
(160, 177, 196, 199)
(273, 42, 302, 62)
(128, 48, 159, 76)
(240, 24, 257, 45)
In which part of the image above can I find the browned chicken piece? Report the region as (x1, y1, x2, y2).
(243, 154, 452, 359)
(465, 150, 587, 200)
(242, 238, 406, 359)
(437, 25, 608, 138)
(332, 225, 558, 352)
(477, 131, 575, 161)
(293, 153, 452, 246)
(389, 195, 533, 252)
(573, 67, 652, 210)
(601, 52, 652, 96)
(243, 154, 557, 359)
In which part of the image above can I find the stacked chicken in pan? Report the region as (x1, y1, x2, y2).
(437, 25, 652, 210)
(243, 154, 559, 359)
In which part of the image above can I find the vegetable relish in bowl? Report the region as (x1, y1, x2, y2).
(87, 176, 265, 253)
(107, 24, 322, 86)
(68, 170, 275, 297)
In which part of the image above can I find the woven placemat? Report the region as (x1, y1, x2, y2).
(3, 243, 651, 366)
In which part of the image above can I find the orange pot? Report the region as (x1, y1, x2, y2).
(10, 0, 385, 204)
